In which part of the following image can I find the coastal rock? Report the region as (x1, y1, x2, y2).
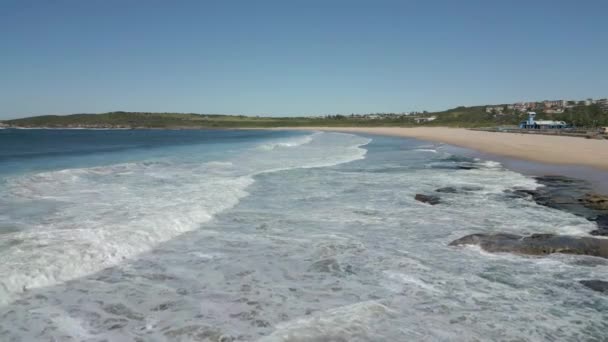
(535, 175, 580, 184)
(415, 194, 441, 205)
(579, 193, 608, 211)
(579, 280, 608, 293)
(590, 215, 608, 236)
(436, 186, 483, 194)
(507, 175, 608, 236)
(449, 233, 608, 259)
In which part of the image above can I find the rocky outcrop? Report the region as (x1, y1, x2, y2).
(507, 175, 608, 235)
(590, 215, 608, 236)
(449, 233, 608, 259)
(415, 194, 440, 205)
(580, 280, 608, 293)
(579, 193, 608, 211)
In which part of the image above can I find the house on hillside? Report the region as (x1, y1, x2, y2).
(485, 106, 504, 114)
(414, 116, 436, 124)
(596, 98, 608, 112)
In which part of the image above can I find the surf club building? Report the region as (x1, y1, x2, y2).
(519, 112, 568, 129)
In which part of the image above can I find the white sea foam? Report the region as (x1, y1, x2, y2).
(259, 302, 393, 342)
(413, 148, 438, 153)
(256, 132, 318, 151)
(0, 132, 370, 302)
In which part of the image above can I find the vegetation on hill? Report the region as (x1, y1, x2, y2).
(550, 105, 608, 127)
(1, 111, 421, 128)
(2, 105, 607, 129)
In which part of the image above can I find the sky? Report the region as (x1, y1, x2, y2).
(1, 0, 607, 119)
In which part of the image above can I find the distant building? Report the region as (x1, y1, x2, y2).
(485, 106, 504, 114)
(514, 102, 542, 111)
(414, 116, 436, 123)
(513, 102, 528, 112)
(534, 120, 568, 129)
(585, 98, 594, 106)
(519, 112, 568, 129)
(543, 100, 566, 109)
(596, 98, 608, 111)
(519, 112, 567, 129)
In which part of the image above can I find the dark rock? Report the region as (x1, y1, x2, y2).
(579, 193, 608, 210)
(506, 175, 608, 236)
(510, 189, 537, 198)
(415, 194, 441, 205)
(596, 214, 608, 229)
(436, 186, 483, 194)
(535, 175, 584, 186)
(580, 280, 608, 293)
(461, 185, 483, 192)
(449, 233, 608, 258)
(590, 214, 608, 236)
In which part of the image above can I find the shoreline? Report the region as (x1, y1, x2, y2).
(274, 126, 608, 192)
(278, 127, 608, 170)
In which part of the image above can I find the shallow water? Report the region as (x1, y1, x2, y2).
(0, 129, 606, 341)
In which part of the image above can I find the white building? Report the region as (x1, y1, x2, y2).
(414, 116, 436, 123)
(485, 106, 504, 113)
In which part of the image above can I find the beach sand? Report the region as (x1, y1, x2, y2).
(287, 127, 608, 171)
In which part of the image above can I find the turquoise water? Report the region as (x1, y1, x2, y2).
(0, 129, 606, 341)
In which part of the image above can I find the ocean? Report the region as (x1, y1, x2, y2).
(0, 129, 606, 341)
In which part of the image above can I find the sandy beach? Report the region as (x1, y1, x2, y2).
(288, 127, 608, 171)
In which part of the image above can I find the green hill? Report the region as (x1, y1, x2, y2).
(2, 105, 606, 129)
(0, 111, 418, 128)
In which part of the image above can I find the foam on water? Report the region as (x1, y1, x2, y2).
(259, 302, 393, 342)
(256, 133, 318, 151)
(0, 132, 606, 341)
(0, 131, 370, 302)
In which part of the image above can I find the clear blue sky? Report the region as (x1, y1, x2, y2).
(1, 0, 607, 119)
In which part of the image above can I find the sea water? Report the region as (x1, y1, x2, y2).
(0, 129, 606, 341)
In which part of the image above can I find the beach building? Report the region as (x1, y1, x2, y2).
(519, 112, 567, 129)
